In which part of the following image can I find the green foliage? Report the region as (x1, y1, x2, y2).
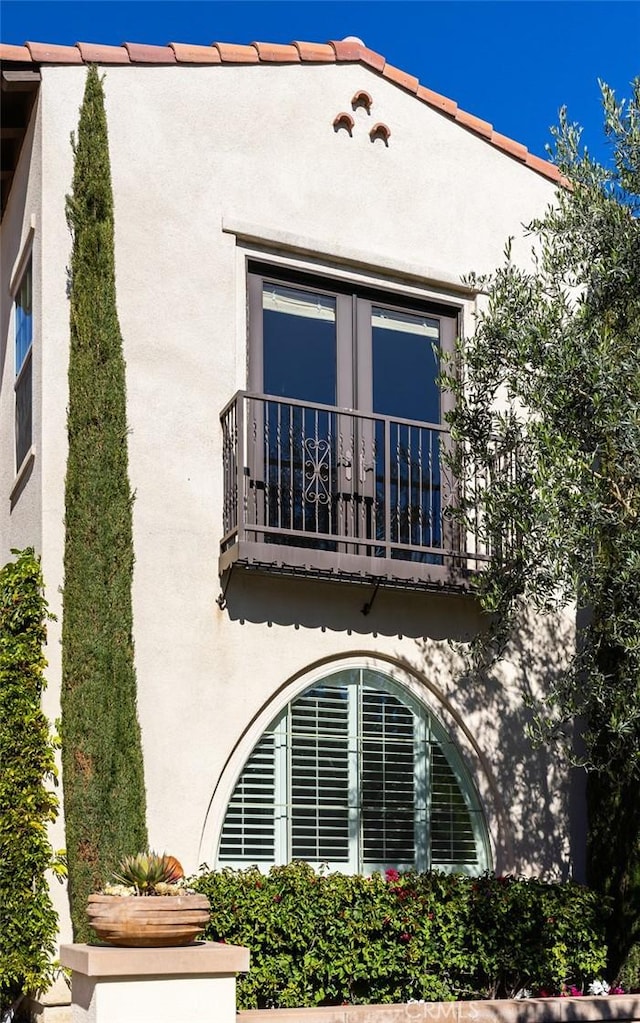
(619, 942, 640, 992)
(440, 80, 640, 973)
(0, 549, 59, 1011)
(62, 66, 147, 941)
(192, 862, 606, 1008)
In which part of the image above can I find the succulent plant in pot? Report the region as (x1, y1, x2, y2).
(87, 851, 210, 947)
(109, 851, 186, 895)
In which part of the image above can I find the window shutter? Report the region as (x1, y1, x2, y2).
(361, 686, 415, 865)
(290, 684, 350, 862)
(430, 745, 478, 868)
(218, 670, 489, 874)
(219, 732, 276, 861)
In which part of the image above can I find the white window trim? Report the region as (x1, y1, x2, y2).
(222, 216, 484, 297)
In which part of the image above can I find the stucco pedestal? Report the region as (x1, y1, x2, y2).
(59, 941, 249, 1023)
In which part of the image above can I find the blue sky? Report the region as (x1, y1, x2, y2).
(2, 2, 638, 165)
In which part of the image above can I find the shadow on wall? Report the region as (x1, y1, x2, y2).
(220, 569, 586, 883)
(220, 569, 484, 641)
(407, 605, 585, 882)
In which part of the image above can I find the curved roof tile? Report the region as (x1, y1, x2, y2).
(169, 43, 221, 64)
(76, 42, 131, 64)
(122, 42, 176, 63)
(252, 41, 300, 63)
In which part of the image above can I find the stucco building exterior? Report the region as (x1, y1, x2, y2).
(1, 35, 582, 970)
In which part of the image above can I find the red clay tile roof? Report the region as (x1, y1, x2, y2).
(0, 37, 565, 185)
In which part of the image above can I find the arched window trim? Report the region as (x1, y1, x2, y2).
(212, 659, 493, 875)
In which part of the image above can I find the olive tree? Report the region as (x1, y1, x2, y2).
(443, 79, 640, 975)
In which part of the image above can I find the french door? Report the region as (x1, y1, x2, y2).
(247, 265, 458, 561)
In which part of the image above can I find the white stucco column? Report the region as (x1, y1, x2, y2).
(59, 942, 250, 1023)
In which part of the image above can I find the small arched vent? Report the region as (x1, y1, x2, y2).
(333, 112, 355, 136)
(370, 122, 391, 146)
(351, 90, 373, 114)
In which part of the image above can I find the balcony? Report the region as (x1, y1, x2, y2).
(220, 392, 488, 593)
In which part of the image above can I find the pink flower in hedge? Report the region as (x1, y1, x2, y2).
(385, 868, 400, 882)
(610, 986, 625, 995)
(400, 932, 411, 943)
(392, 886, 409, 900)
(560, 984, 582, 997)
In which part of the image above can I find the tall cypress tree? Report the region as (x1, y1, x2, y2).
(62, 66, 147, 940)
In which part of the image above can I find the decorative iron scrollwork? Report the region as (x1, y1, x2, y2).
(304, 438, 332, 504)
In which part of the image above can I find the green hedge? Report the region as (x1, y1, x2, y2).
(0, 550, 58, 1013)
(193, 862, 607, 1008)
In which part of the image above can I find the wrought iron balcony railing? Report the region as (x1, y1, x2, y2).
(220, 391, 488, 591)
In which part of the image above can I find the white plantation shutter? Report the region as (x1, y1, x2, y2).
(361, 687, 416, 868)
(218, 669, 489, 873)
(219, 731, 276, 861)
(290, 684, 351, 863)
(430, 745, 481, 869)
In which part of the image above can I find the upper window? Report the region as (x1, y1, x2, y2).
(248, 264, 456, 425)
(218, 668, 490, 875)
(14, 257, 33, 469)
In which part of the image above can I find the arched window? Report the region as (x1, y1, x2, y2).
(218, 668, 490, 874)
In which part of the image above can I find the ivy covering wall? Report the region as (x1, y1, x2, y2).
(0, 549, 58, 1014)
(62, 66, 147, 941)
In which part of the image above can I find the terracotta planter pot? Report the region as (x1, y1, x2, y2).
(87, 893, 211, 947)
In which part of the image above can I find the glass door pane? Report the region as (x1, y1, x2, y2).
(370, 308, 443, 562)
(371, 308, 440, 424)
(262, 285, 337, 405)
(260, 285, 338, 545)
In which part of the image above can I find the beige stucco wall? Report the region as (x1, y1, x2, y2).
(0, 59, 583, 924)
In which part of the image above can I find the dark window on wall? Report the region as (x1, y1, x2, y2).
(15, 258, 33, 470)
(248, 264, 455, 423)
